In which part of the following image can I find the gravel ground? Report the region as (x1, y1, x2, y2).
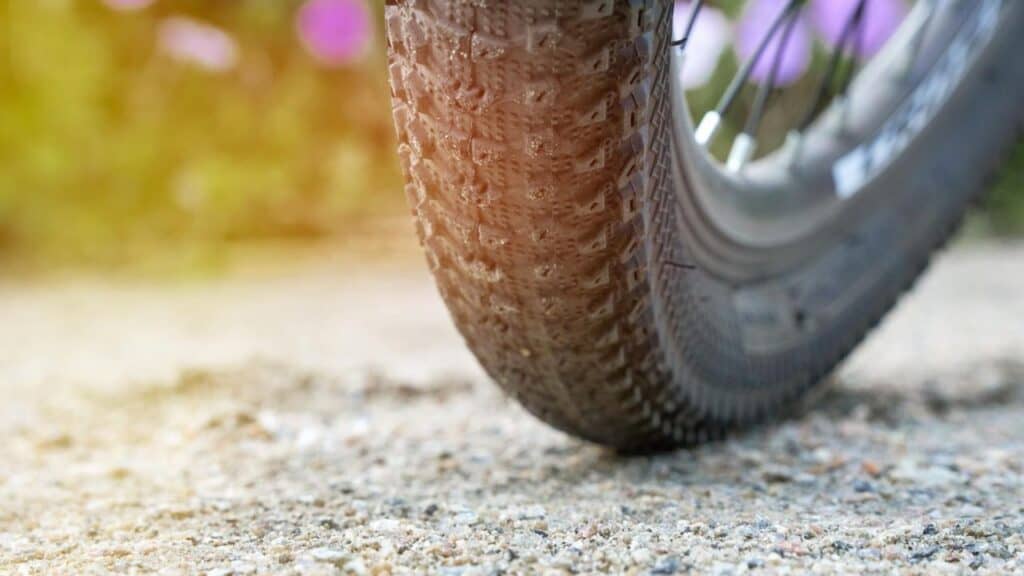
(1, 242, 1023, 575)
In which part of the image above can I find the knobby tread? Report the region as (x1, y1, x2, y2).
(387, 0, 684, 448)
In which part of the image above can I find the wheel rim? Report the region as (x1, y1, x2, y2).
(669, 0, 1005, 251)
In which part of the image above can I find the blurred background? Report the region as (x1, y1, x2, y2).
(0, 0, 1022, 274)
(0, 0, 402, 272)
(2, 4, 1023, 571)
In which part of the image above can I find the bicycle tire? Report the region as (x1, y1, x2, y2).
(384, 0, 1024, 450)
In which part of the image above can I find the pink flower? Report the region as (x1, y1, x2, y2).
(737, 0, 908, 84)
(809, 0, 907, 59)
(674, 1, 733, 89)
(297, 0, 373, 67)
(102, 0, 155, 12)
(680, 0, 909, 88)
(158, 17, 239, 73)
(736, 0, 813, 86)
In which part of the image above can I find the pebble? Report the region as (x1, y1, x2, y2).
(909, 545, 940, 562)
(499, 505, 546, 522)
(890, 462, 964, 488)
(651, 555, 681, 574)
(852, 480, 874, 493)
(310, 548, 350, 567)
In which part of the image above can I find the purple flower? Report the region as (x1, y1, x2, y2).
(809, 0, 907, 59)
(736, 0, 813, 86)
(158, 17, 239, 73)
(297, 0, 373, 67)
(674, 1, 733, 89)
(681, 0, 909, 88)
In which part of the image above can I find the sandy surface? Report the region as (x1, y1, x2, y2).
(1, 241, 1022, 575)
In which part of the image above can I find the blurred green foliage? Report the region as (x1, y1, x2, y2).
(0, 0, 401, 267)
(0, 1, 1020, 270)
(985, 143, 1024, 236)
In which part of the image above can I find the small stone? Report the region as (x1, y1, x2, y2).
(231, 563, 256, 575)
(164, 506, 195, 520)
(909, 546, 940, 562)
(890, 462, 963, 488)
(347, 558, 368, 575)
(858, 547, 882, 560)
(35, 433, 73, 450)
(310, 548, 349, 567)
(964, 522, 996, 538)
(861, 460, 882, 477)
(988, 544, 1013, 560)
(651, 555, 681, 574)
(853, 480, 874, 493)
(500, 504, 546, 521)
(104, 547, 132, 558)
(577, 522, 599, 539)
(370, 518, 402, 533)
(451, 506, 478, 526)
(793, 472, 817, 485)
(630, 547, 652, 564)
(762, 468, 794, 484)
(318, 516, 340, 530)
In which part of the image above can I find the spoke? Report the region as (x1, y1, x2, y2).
(693, 0, 805, 148)
(671, 0, 707, 48)
(796, 0, 869, 133)
(676, 0, 925, 173)
(838, 5, 867, 98)
(727, 5, 803, 171)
